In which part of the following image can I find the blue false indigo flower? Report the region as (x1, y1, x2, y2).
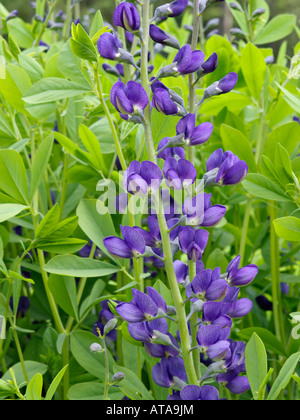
(128, 318, 169, 343)
(5, 10, 18, 21)
(155, 45, 205, 79)
(124, 160, 163, 195)
(116, 287, 166, 322)
(157, 137, 185, 161)
(111, 81, 149, 122)
(226, 255, 258, 287)
(256, 295, 273, 311)
(152, 88, 185, 116)
(151, 79, 187, 116)
(153, 0, 188, 20)
(103, 225, 146, 259)
(196, 52, 218, 79)
(183, 193, 226, 227)
(152, 356, 187, 388)
(134, 215, 180, 248)
(113, 2, 141, 33)
(150, 25, 180, 50)
(97, 32, 138, 68)
(217, 369, 250, 395)
(281, 282, 289, 295)
(197, 325, 231, 360)
(179, 227, 209, 262)
(102, 63, 124, 78)
(163, 158, 197, 190)
(176, 113, 214, 146)
(186, 268, 228, 302)
(174, 260, 204, 285)
(221, 286, 253, 319)
(145, 334, 180, 358)
(198, 72, 238, 105)
(205, 149, 248, 186)
(180, 385, 220, 400)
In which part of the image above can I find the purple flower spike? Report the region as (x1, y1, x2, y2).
(152, 356, 187, 388)
(153, 0, 188, 20)
(227, 256, 258, 287)
(113, 2, 141, 33)
(179, 227, 209, 262)
(183, 193, 226, 227)
(103, 225, 146, 259)
(205, 149, 248, 186)
(176, 113, 214, 147)
(186, 268, 227, 301)
(180, 385, 219, 400)
(111, 81, 149, 121)
(150, 25, 180, 50)
(124, 161, 163, 195)
(116, 288, 161, 323)
(163, 158, 197, 190)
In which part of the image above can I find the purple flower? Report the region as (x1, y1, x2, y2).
(124, 161, 163, 195)
(180, 385, 220, 400)
(150, 25, 180, 49)
(183, 193, 226, 227)
(113, 2, 141, 32)
(152, 356, 187, 388)
(9, 296, 30, 318)
(128, 318, 169, 342)
(153, 0, 188, 20)
(5, 10, 18, 21)
(174, 260, 204, 285)
(133, 215, 180, 248)
(217, 369, 250, 394)
(163, 158, 197, 190)
(199, 72, 238, 105)
(176, 113, 214, 146)
(157, 137, 185, 160)
(103, 225, 146, 259)
(97, 32, 137, 68)
(197, 325, 231, 360)
(145, 334, 180, 358)
(102, 63, 124, 78)
(151, 79, 187, 116)
(256, 295, 273, 311)
(226, 256, 258, 287)
(186, 268, 228, 301)
(293, 116, 300, 124)
(111, 81, 149, 121)
(197, 52, 218, 79)
(179, 227, 209, 262)
(205, 149, 248, 186)
(116, 287, 167, 323)
(93, 301, 117, 341)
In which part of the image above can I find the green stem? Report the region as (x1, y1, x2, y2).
(34, 0, 60, 46)
(95, 67, 127, 171)
(269, 203, 286, 345)
(63, 0, 73, 40)
(239, 198, 252, 266)
(189, 261, 201, 380)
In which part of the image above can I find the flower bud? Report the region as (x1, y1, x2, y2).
(103, 318, 118, 336)
(89, 343, 103, 353)
(111, 372, 126, 383)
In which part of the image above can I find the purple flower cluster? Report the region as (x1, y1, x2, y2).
(97, 0, 256, 401)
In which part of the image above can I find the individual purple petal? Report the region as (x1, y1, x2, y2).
(140, 161, 163, 190)
(116, 302, 145, 322)
(206, 149, 224, 171)
(128, 322, 152, 341)
(121, 226, 146, 255)
(230, 298, 253, 318)
(179, 227, 195, 254)
(197, 325, 222, 347)
(127, 81, 149, 111)
(199, 385, 220, 401)
(132, 289, 158, 318)
(218, 72, 238, 93)
(207, 340, 230, 360)
(152, 359, 172, 388)
(152, 89, 179, 115)
(205, 279, 228, 301)
(113, 2, 141, 32)
(230, 265, 258, 287)
(103, 236, 133, 258)
(127, 173, 149, 195)
(189, 122, 214, 145)
(167, 356, 187, 382)
(169, 0, 189, 17)
(180, 385, 201, 400)
(226, 376, 250, 394)
(201, 52, 218, 75)
(97, 32, 121, 60)
(201, 205, 226, 227)
(146, 287, 167, 313)
(176, 113, 196, 139)
(174, 45, 192, 73)
(174, 260, 188, 284)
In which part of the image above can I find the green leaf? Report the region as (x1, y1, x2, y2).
(275, 83, 300, 114)
(30, 133, 54, 200)
(263, 121, 300, 160)
(112, 365, 154, 400)
(255, 14, 296, 45)
(34, 238, 87, 255)
(18, 53, 43, 83)
(206, 249, 229, 273)
(238, 327, 287, 357)
(48, 274, 78, 319)
(25, 373, 43, 400)
(0, 204, 28, 223)
(35, 204, 60, 239)
(70, 331, 115, 378)
(220, 124, 257, 173)
(76, 199, 117, 259)
(79, 279, 105, 319)
(45, 365, 69, 401)
(6, 18, 35, 49)
(90, 10, 104, 38)
(2, 362, 48, 387)
(68, 382, 123, 400)
(23, 77, 92, 105)
(273, 217, 300, 242)
(0, 150, 29, 204)
(245, 333, 268, 400)
(0, 64, 32, 113)
(241, 43, 267, 100)
(43, 255, 120, 278)
(78, 124, 107, 174)
(70, 24, 97, 62)
(242, 174, 290, 202)
(267, 352, 300, 400)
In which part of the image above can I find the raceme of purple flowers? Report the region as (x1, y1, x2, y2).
(97, 0, 255, 400)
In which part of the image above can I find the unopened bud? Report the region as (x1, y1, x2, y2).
(89, 343, 102, 353)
